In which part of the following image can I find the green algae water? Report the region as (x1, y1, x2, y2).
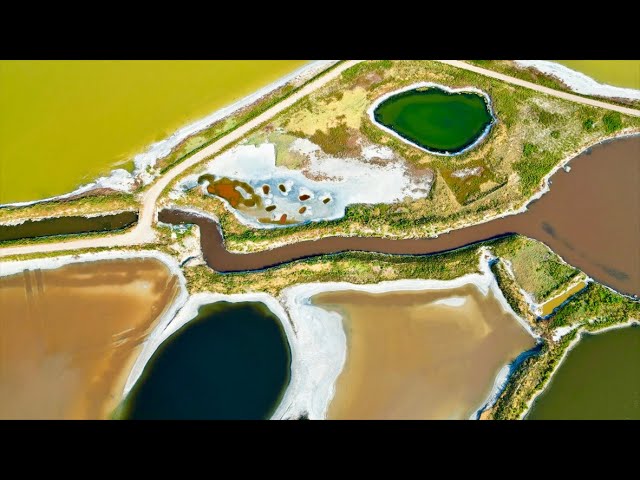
(556, 60, 640, 89)
(528, 327, 640, 420)
(0, 60, 306, 204)
(373, 87, 494, 154)
(119, 301, 291, 420)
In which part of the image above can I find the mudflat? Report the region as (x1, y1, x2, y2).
(312, 284, 535, 419)
(0, 257, 180, 419)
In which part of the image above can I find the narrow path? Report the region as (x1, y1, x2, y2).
(1, 60, 638, 260)
(439, 60, 640, 117)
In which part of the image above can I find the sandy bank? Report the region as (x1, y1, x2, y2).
(515, 60, 640, 101)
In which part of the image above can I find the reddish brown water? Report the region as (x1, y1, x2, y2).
(160, 136, 640, 296)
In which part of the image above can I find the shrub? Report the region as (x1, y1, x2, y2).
(582, 118, 595, 131)
(522, 143, 538, 156)
(602, 112, 622, 133)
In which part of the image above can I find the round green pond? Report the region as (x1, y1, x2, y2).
(372, 86, 494, 155)
(117, 301, 291, 420)
(527, 326, 640, 420)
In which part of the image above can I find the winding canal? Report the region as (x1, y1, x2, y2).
(160, 135, 640, 297)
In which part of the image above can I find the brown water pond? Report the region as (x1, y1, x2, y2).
(0, 257, 181, 419)
(313, 284, 535, 419)
(160, 135, 640, 297)
(0, 212, 138, 243)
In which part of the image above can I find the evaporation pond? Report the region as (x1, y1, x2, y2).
(0, 60, 306, 203)
(312, 283, 535, 419)
(0, 257, 181, 419)
(528, 326, 640, 420)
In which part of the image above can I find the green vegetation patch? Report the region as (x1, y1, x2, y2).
(489, 332, 576, 420)
(513, 143, 561, 197)
(550, 283, 640, 329)
(185, 243, 485, 298)
(0, 192, 137, 223)
(341, 60, 393, 84)
(490, 258, 535, 325)
(438, 158, 506, 205)
(491, 236, 579, 302)
(310, 121, 361, 157)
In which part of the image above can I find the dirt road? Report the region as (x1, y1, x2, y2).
(440, 60, 640, 117)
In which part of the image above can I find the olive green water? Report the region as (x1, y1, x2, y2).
(556, 61, 640, 89)
(0, 60, 306, 204)
(528, 327, 640, 420)
(373, 87, 494, 154)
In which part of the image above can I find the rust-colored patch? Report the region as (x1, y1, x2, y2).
(202, 176, 261, 209)
(278, 214, 288, 224)
(211, 183, 240, 207)
(299, 194, 311, 201)
(262, 185, 270, 195)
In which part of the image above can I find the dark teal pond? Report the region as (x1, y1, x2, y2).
(373, 86, 494, 155)
(117, 301, 291, 420)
